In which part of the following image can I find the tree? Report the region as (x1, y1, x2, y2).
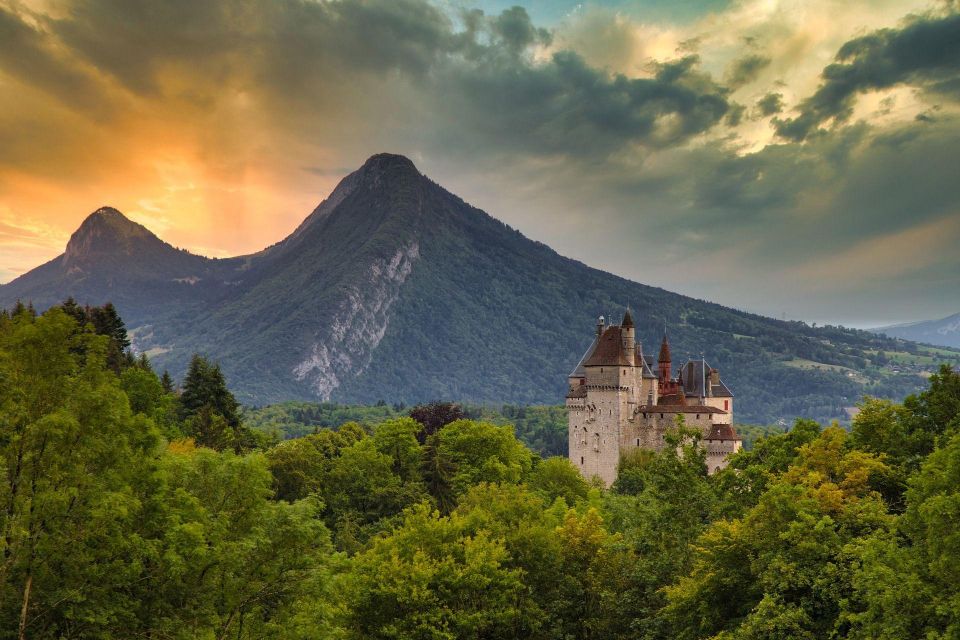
(848, 429, 960, 639)
(372, 417, 424, 482)
(663, 427, 891, 639)
(180, 354, 240, 427)
(178, 354, 251, 452)
(160, 370, 175, 393)
(434, 420, 534, 496)
(421, 432, 457, 514)
(527, 456, 589, 506)
(87, 302, 131, 372)
(0, 308, 162, 636)
(323, 438, 426, 552)
(342, 503, 535, 639)
(409, 402, 464, 443)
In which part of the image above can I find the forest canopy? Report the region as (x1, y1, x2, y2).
(1, 303, 959, 639)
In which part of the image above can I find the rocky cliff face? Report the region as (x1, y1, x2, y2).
(293, 241, 420, 399)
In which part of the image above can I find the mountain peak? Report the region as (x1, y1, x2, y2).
(64, 206, 159, 264)
(360, 153, 419, 174)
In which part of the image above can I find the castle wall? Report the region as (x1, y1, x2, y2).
(704, 397, 733, 423)
(706, 439, 741, 474)
(568, 386, 626, 486)
(567, 322, 738, 486)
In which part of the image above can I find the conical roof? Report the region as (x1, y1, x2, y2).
(658, 334, 671, 362)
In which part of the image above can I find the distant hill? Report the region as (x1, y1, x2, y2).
(2, 153, 956, 424)
(874, 313, 960, 349)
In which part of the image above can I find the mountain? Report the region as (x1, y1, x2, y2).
(874, 313, 960, 349)
(2, 154, 956, 424)
(2, 207, 233, 324)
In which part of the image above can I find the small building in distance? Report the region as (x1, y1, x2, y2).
(566, 310, 742, 485)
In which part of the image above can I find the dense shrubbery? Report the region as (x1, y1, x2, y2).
(2, 304, 960, 638)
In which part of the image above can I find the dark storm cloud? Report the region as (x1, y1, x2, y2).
(725, 53, 771, 88)
(0, 4, 109, 115)
(755, 92, 784, 116)
(438, 52, 732, 156)
(776, 9, 960, 141)
(626, 116, 959, 264)
(20, 0, 732, 158)
(488, 5, 552, 53)
(48, 0, 457, 95)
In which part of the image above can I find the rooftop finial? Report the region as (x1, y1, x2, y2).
(622, 307, 634, 329)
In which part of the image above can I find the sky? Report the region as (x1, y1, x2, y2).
(0, 0, 958, 328)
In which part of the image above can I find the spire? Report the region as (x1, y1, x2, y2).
(622, 307, 634, 329)
(658, 333, 671, 363)
(657, 331, 672, 385)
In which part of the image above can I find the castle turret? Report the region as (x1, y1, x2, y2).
(658, 333, 671, 385)
(621, 309, 635, 366)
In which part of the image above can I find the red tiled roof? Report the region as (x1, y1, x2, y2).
(707, 423, 740, 441)
(584, 326, 632, 367)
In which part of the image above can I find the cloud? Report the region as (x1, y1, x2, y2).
(725, 53, 771, 87)
(0, 0, 958, 326)
(755, 92, 784, 116)
(775, 9, 960, 140)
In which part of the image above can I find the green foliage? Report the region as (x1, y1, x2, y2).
(3, 304, 960, 639)
(527, 456, 590, 505)
(664, 428, 893, 639)
(435, 419, 535, 496)
(245, 401, 571, 457)
(0, 305, 331, 638)
(179, 353, 255, 452)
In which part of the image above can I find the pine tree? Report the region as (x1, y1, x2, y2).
(89, 303, 130, 351)
(160, 370, 175, 394)
(180, 355, 241, 428)
(59, 297, 88, 326)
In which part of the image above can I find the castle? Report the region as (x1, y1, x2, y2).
(566, 310, 741, 485)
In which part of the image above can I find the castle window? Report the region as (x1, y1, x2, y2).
(636, 438, 640, 446)
(696, 414, 700, 419)
(581, 457, 584, 465)
(725, 400, 729, 410)
(660, 413, 664, 419)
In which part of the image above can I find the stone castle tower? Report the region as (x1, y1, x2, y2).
(566, 310, 741, 485)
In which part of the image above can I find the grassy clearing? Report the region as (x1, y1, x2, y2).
(785, 358, 868, 383)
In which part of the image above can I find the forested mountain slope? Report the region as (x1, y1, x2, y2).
(875, 312, 960, 349)
(3, 154, 955, 423)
